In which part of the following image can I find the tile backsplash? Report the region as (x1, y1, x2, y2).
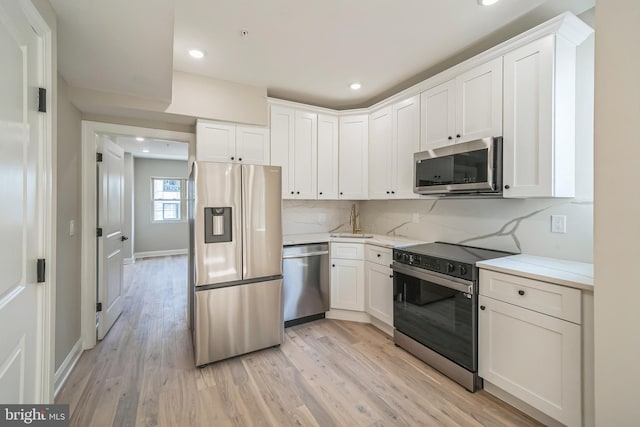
(283, 198, 593, 263)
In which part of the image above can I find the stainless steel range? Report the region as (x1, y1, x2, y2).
(391, 242, 513, 391)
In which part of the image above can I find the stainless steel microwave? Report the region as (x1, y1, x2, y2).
(413, 137, 502, 196)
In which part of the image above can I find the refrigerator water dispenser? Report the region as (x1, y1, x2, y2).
(204, 207, 232, 243)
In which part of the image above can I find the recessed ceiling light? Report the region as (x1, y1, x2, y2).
(136, 137, 144, 142)
(478, 0, 499, 5)
(142, 149, 150, 153)
(189, 49, 205, 59)
(350, 82, 362, 90)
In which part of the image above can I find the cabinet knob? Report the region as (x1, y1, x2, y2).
(480, 305, 486, 311)
(518, 290, 525, 296)
(290, 191, 294, 195)
(238, 157, 242, 162)
(340, 192, 343, 195)
(386, 191, 390, 194)
(332, 264, 335, 267)
(389, 275, 394, 278)
(448, 136, 453, 140)
(230, 156, 235, 160)
(377, 254, 381, 257)
(296, 191, 300, 194)
(319, 192, 323, 195)
(504, 184, 510, 190)
(456, 134, 461, 138)
(391, 191, 395, 194)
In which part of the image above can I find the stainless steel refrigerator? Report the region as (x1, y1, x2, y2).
(188, 161, 283, 366)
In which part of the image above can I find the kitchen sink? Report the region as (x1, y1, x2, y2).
(329, 233, 374, 238)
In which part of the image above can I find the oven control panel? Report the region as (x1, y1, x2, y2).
(393, 249, 475, 281)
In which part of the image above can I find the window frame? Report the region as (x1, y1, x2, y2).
(150, 176, 187, 223)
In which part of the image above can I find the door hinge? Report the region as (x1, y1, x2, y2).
(37, 259, 45, 283)
(38, 88, 46, 113)
(97, 227, 103, 237)
(96, 302, 102, 312)
(96, 152, 103, 162)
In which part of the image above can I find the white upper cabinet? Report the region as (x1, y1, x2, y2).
(368, 107, 393, 199)
(317, 114, 340, 199)
(421, 58, 502, 150)
(421, 80, 456, 150)
(236, 126, 270, 165)
(196, 120, 269, 165)
(339, 115, 369, 199)
(270, 106, 317, 199)
(503, 34, 575, 198)
(369, 95, 420, 199)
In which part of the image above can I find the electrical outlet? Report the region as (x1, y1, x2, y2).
(69, 219, 76, 236)
(412, 213, 420, 224)
(551, 215, 566, 233)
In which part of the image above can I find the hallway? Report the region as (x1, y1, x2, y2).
(55, 255, 540, 426)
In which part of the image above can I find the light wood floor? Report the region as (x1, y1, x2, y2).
(56, 255, 541, 427)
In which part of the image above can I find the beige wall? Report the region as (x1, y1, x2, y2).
(55, 76, 82, 371)
(134, 158, 189, 254)
(594, 1, 640, 425)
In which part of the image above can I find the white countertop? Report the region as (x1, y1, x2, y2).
(477, 254, 594, 291)
(283, 233, 425, 249)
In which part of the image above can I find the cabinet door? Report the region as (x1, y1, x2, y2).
(339, 115, 369, 199)
(270, 106, 295, 198)
(368, 107, 393, 199)
(479, 295, 581, 427)
(421, 80, 456, 150)
(236, 126, 270, 165)
(196, 121, 237, 162)
(330, 259, 365, 311)
(317, 114, 339, 199)
(455, 57, 503, 143)
(392, 95, 420, 199)
(293, 111, 318, 199)
(502, 35, 565, 198)
(365, 262, 393, 325)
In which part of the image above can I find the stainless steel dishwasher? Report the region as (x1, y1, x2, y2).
(282, 243, 330, 327)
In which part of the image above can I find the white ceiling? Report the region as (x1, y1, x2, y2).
(114, 135, 188, 161)
(51, 0, 595, 111)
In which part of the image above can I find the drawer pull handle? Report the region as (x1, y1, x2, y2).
(518, 290, 525, 296)
(480, 305, 486, 310)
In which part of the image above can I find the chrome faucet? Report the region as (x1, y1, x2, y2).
(350, 203, 361, 234)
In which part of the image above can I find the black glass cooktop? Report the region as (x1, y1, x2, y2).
(393, 242, 515, 281)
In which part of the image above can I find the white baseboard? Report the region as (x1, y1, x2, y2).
(134, 249, 188, 259)
(123, 257, 135, 265)
(369, 316, 393, 336)
(54, 338, 84, 398)
(326, 309, 371, 323)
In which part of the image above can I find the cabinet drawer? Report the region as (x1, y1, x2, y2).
(365, 245, 392, 266)
(479, 270, 581, 324)
(330, 243, 364, 260)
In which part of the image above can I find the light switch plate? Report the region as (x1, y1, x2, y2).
(551, 215, 566, 233)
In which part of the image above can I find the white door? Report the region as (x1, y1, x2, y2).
(0, 2, 46, 403)
(368, 107, 393, 199)
(365, 263, 393, 325)
(97, 136, 125, 340)
(455, 57, 503, 143)
(316, 114, 339, 199)
(338, 115, 369, 199)
(421, 79, 456, 150)
(330, 259, 365, 311)
(269, 106, 295, 198)
(293, 111, 317, 199)
(392, 95, 420, 199)
(236, 125, 270, 165)
(196, 121, 237, 163)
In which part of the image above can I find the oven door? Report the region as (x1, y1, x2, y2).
(392, 262, 477, 371)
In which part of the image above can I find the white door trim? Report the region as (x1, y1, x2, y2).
(17, 0, 56, 403)
(80, 121, 194, 349)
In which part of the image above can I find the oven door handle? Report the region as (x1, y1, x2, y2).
(391, 262, 473, 294)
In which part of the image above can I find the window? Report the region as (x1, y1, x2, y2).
(152, 178, 186, 222)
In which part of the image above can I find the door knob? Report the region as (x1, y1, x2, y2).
(121, 236, 129, 242)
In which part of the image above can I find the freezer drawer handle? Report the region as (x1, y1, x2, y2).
(282, 250, 329, 259)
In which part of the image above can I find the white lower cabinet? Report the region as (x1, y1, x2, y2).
(479, 270, 583, 427)
(365, 246, 393, 326)
(330, 243, 365, 311)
